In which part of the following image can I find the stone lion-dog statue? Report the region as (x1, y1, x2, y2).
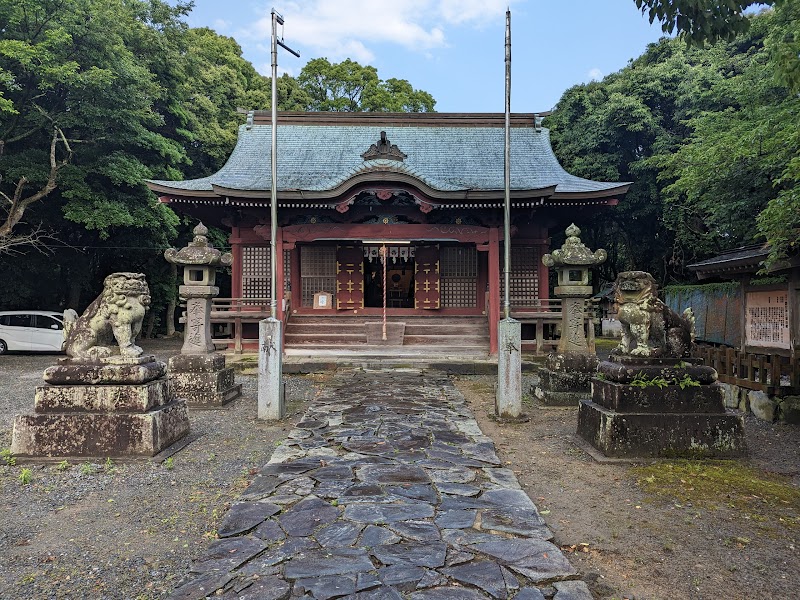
(614, 271, 695, 358)
(63, 272, 151, 361)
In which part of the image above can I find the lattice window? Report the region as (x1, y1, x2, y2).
(301, 246, 337, 307)
(283, 250, 292, 292)
(441, 246, 477, 308)
(500, 245, 540, 307)
(242, 246, 270, 300)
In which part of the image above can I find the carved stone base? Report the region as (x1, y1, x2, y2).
(534, 353, 598, 407)
(577, 399, 747, 458)
(11, 400, 189, 457)
(168, 353, 241, 408)
(12, 357, 190, 458)
(577, 357, 747, 458)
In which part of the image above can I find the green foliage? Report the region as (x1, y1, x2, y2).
(664, 282, 740, 295)
(298, 58, 435, 112)
(80, 462, 94, 475)
(163, 457, 174, 470)
(630, 373, 671, 389)
(548, 8, 799, 282)
(18, 468, 32, 485)
(678, 374, 701, 389)
(1, 448, 16, 466)
(56, 460, 70, 472)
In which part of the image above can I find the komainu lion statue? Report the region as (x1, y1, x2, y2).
(63, 272, 151, 361)
(614, 271, 695, 358)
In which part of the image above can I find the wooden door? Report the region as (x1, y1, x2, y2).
(414, 245, 441, 310)
(336, 245, 364, 310)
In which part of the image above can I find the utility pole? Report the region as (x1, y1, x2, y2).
(259, 8, 299, 421)
(495, 8, 524, 421)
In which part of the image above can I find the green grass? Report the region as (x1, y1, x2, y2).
(633, 460, 800, 528)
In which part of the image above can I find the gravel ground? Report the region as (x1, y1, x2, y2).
(0, 339, 321, 600)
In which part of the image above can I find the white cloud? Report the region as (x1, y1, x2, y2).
(213, 19, 231, 32)
(587, 67, 603, 81)
(239, 1, 518, 64)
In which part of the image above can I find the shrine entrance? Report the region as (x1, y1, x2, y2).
(364, 249, 415, 308)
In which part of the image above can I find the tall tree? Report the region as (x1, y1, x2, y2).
(298, 58, 435, 112)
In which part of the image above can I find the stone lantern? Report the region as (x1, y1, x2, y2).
(164, 223, 242, 407)
(534, 224, 606, 406)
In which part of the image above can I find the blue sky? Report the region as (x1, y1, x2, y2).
(184, 0, 670, 112)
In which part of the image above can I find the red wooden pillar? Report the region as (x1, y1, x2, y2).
(276, 226, 285, 321)
(289, 245, 301, 313)
(538, 239, 550, 302)
(230, 227, 243, 353)
(230, 227, 243, 299)
(488, 227, 500, 354)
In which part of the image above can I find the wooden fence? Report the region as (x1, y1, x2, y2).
(694, 345, 800, 395)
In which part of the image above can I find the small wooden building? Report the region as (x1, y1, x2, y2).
(147, 112, 629, 354)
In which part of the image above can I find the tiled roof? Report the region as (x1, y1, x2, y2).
(147, 117, 629, 198)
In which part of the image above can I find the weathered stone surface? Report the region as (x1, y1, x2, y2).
(577, 399, 748, 458)
(360, 525, 401, 547)
(11, 399, 189, 457)
(190, 536, 267, 574)
(169, 367, 241, 408)
(436, 482, 482, 497)
(277, 496, 339, 536)
(352, 585, 403, 599)
(480, 507, 550, 538)
(748, 390, 776, 422)
(389, 521, 441, 542)
(220, 576, 290, 600)
(241, 475, 281, 500)
(43, 359, 166, 385)
(377, 564, 426, 591)
(514, 588, 547, 600)
(592, 378, 725, 413)
(553, 580, 594, 599)
(169, 571, 235, 600)
(252, 519, 286, 544)
(779, 395, 800, 424)
(294, 575, 356, 599)
(217, 502, 280, 538)
(410, 587, 488, 599)
(385, 484, 438, 503)
(443, 559, 509, 599)
(429, 467, 476, 484)
(371, 541, 447, 568)
(283, 548, 374, 579)
(315, 522, 364, 548)
(470, 538, 576, 583)
(168, 353, 225, 372)
(34, 379, 169, 413)
(356, 464, 430, 484)
(344, 502, 435, 523)
(597, 360, 715, 385)
(435, 509, 477, 529)
(483, 468, 521, 489)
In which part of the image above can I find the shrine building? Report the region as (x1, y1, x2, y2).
(146, 111, 629, 355)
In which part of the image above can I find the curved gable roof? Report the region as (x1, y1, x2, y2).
(147, 113, 630, 200)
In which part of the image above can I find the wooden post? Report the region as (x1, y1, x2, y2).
(276, 226, 285, 322)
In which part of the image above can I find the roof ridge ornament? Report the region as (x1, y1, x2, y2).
(361, 131, 407, 162)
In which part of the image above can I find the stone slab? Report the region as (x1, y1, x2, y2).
(34, 379, 170, 413)
(43, 360, 166, 385)
(170, 367, 241, 408)
(11, 400, 190, 457)
(168, 353, 226, 372)
(597, 359, 716, 385)
(592, 379, 725, 413)
(577, 399, 748, 458)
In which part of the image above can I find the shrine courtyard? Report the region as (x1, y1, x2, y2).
(0, 339, 798, 600)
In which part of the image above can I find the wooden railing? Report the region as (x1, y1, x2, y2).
(694, 345, 800, 394)
(511, 298, 599, 354)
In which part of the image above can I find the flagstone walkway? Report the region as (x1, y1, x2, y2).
(170, 369, 591, 600)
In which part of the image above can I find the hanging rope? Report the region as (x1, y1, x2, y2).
(381, 244, 387, 341)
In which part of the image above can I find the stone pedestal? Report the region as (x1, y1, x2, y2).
(168, 353, 241, 409)
(258, 318, 285, 420)
(577, 357, 747, 458)
(11, 356, 189, 458)
(496, 318, 523, 419)
(535, 352, 598, 407)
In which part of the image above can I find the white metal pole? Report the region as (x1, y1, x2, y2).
(503, 8, 512, 321)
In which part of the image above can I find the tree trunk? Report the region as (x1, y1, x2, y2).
(166, 263, 177, 337)
(144, 310, 156, 339)
(67, 279, 81, 311)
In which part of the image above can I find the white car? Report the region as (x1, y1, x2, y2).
(0, 311, 65, 354)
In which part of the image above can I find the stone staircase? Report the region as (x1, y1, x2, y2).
(283, 315, 490, 358)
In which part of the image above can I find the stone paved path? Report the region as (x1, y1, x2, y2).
(170, 369, 591, 600)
